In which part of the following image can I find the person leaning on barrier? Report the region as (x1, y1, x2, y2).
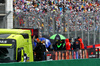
(60, 40, 66, 50)
(77, 37, 84, 49)
(69, 38, 73, 50)
(42, 40, 48, 52)
(77, 37, 85, 59)
(56, 40, 63, 51)
(73, 38, 80, 50)
(33, 39, 46, 61)
(53, 40, 58, 51)
(41, 40, 47, 60)
(73, 38, 80, 59)
(65, 38, 71, 50)
(53, 40, 61, 51)
(65, 38, 72, 59)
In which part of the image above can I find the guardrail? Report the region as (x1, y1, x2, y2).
(13, 11, 100, 46)
(45, 48, 99, 61)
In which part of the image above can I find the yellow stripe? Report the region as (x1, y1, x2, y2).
(0, 44, 12, 46)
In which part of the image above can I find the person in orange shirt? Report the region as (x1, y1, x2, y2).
(77, 37, 85, 59)
(65, 38, 71, 50)
(78, 37, 84, 49)
(65, 38, 71, 59)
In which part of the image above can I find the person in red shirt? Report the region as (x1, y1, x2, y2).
(77, 37, 85, 59)
(78, 38, 84, 49)
(65, 38, 72, 59)
(65, 38, 71, 50)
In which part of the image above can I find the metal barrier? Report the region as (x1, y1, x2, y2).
(45, 48, 99, 61)
(13, 11, 100, 46)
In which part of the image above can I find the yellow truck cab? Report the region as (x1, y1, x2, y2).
(0, 29, 34, 63)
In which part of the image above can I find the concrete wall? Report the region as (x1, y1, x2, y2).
(5, 0, 13, 29)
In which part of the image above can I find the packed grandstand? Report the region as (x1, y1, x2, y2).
(13, 0, 100, 46)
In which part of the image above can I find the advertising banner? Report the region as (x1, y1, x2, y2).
(87, 48, 99, 58)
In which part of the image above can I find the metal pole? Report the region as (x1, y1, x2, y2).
(75, 12, 77, 38)
(47, 13, 49, 35)
(63, 0, 65, 32)
(66, 11, 70, 38)
(94, 13, 96, 45)
(82, 13, 84, 42)
(87, 13, 90, 46)
(61, 16, 63, 34)
(99, 13, 100, 43)
(53, 15, 55, 34)
(44, 15, 47, 35)
(67, 13, 69, 38)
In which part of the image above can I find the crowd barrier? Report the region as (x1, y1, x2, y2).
(13, 11, 100, 46)
(45, 48, 99, 61)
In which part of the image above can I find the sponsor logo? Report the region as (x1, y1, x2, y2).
(76, 41, 78, 44)
(91, 52, 93, 55)
(89, 55, 96, 58)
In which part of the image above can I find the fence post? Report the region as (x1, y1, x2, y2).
(53, 15, 55, 34)
(74, 12, 77, 38)
(93, 12, 96, 45)
(99, 13, 100, 43)
(61, 16, 63, 34)
(81, 13, 84, 42)
(87, 13, 90, 46)
(65, 12, 69, 38)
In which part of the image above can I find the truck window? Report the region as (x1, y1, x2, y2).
(0, 34, 11, 38)
(0, 48, 15, 62)
(21, 34, 29, 39)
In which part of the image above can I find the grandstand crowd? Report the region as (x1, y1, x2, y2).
(13, 0, 100, 34)
(13, 0, 99, 13)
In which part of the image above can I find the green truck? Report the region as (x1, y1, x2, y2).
(0, 29, 34, 63)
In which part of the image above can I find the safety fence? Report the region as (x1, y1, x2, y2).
(13, 11, 100, 46)
(45, 48, 99, 61)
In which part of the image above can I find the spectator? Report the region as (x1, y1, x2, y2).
(65, 38, 72, 59)
(41, 40, 47, 60)
(53, 41, 58, 51)
(73, 38, 80, 59)
(77, 37, 84, 49)
(53, 40, 62, 51)
(33, 39, 46, 61)
(61, 40, 66, 50)
(65, 38, 71, 50)
(77, 37, 85, 59)
(42, 40, 48, 52)
(73, 38, 80, 50)
(56, 40, 63, 51)
(69, 38, 73, 50)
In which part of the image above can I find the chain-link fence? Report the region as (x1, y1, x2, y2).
(13, 10, 100, 46)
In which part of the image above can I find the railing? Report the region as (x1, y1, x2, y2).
(13, 11, 100, 46)
(45, 48, 99, 61)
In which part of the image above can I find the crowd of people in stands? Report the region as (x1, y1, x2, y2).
(13, 0, 99, 14)
(13, 0, 100, 61)
(13, 0, 100, 34)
